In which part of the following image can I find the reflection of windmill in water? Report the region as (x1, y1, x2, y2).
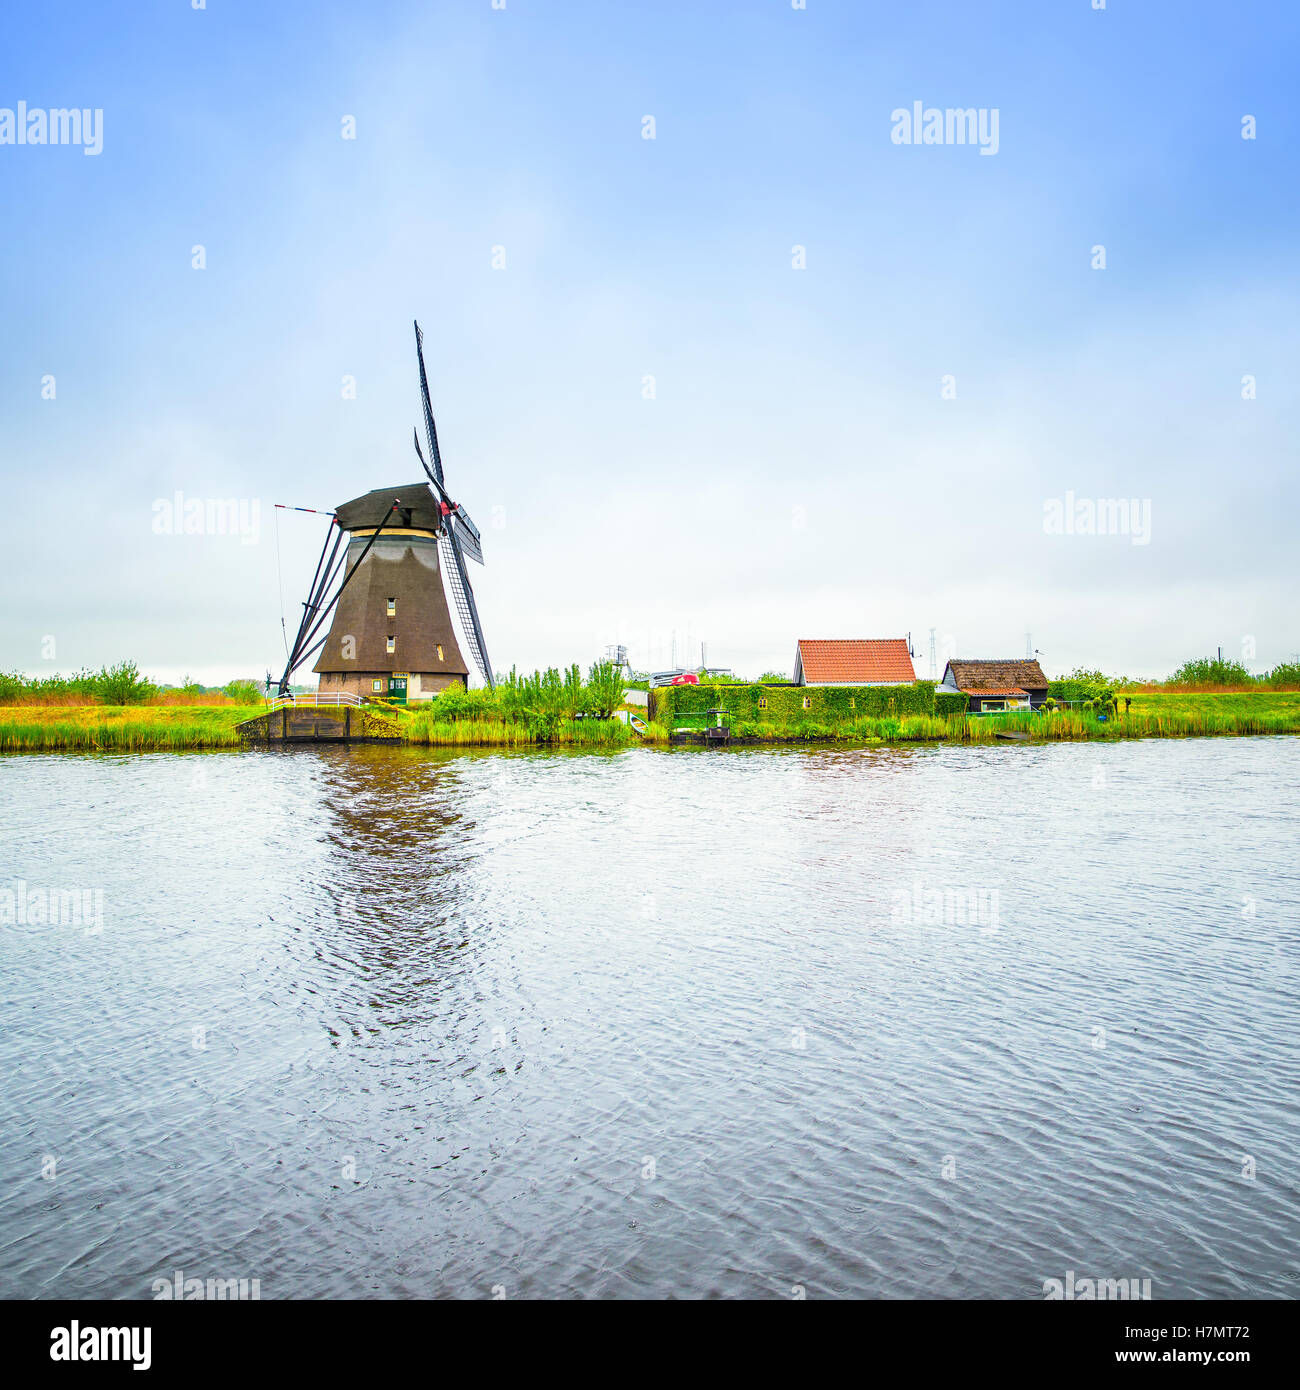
(276, 322, 493, 702)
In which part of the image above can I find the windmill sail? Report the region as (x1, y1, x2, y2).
(410, 318, 493, 686)
(414, 320, 444, 488)
(412, 431, 484, 565)
(448, 509, 484, 565)
(439, 528, 492, 685)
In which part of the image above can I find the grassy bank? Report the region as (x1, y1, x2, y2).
(2, 691, 1298, 752)
(400, 712, 642, 748)
(0, 703, 647, 752)
(713, 691, 1300, 745)
(1113, 691, 1300, 718)
(0, 705, 260, 751)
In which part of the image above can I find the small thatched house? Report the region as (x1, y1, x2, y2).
(939, 659, 1049, 713)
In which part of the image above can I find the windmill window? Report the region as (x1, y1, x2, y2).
(386, 636, 396, 653)
(386, 598, 396, 617)
(758, 697, 767, 710)
(849, 697, 856, 710)
(436, 644, 444, 661)
(371, 679, 383, 692)
(802, 696, 811, 709)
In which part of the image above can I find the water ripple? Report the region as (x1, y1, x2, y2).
(1, 738, 1298, 1298)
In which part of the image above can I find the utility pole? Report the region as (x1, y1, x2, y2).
(929, 628, 937, 680)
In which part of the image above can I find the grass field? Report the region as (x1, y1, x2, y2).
(1116, 691, 1300, 717)
(2, 691, 1298, 752)
(401, 713, 638, 748)
(947, 690, 1300, 744)
(0, 703, 641, 752)
(0, 704, 260, 751)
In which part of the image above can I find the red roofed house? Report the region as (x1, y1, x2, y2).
(792, 638, 917, 687)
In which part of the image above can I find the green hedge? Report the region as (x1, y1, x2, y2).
(1047, 678, 1107, 703)
(650, 681, 936, 726)
(933, 689, 968, 717)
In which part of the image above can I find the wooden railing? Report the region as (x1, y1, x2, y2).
(264, 692, 365, 715)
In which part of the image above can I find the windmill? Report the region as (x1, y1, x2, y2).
(273, 320, 494, 701)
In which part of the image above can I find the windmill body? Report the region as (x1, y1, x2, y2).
(312, 485, 470, 702)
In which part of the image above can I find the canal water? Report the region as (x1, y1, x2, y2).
(2, 738, 1297, 1299)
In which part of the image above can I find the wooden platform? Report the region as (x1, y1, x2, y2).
(236, 700, 405, 745)
(669, 726, 732, 747)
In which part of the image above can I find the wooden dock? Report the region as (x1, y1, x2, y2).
(668, 709, 732, 747)
(236, 694, 406, 745)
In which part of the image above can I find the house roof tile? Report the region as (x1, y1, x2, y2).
(795, 638, 917, 685)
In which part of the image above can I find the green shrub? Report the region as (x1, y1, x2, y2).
(585, 660, 627, 718)
(1167, 657, 1254, 687)
(222, 678, 262, 703)
(427, 687, 495, 721)
(1263, 662, 1300, 688)
(415, 663, 632, 725)
(1048, 678, 1106, 703)
(96, 660, 157, 705)
(934, 690, 968, 717)
(0, 668, 103, 703)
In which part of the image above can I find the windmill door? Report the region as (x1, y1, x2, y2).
(389, 676, 408, 705)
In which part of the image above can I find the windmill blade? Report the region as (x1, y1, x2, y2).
(449, 508, 484, 565)
(412, 427, 438, 490)
(450, 500, 482, 547)
(439, 527, 493, 687)
(413, 320, 444, 488)
(412, 433, 486, 564)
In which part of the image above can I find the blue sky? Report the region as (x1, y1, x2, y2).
(1, 0, 1297, 683)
